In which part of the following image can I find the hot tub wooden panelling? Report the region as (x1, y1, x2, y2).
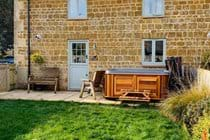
(104, 69, 169, 100)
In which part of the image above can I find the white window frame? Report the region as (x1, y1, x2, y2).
(68, 40, 89, 65)
(68, 0, 87, 19)
(142, 39, 166, 66)
(142, 0, 165, 17)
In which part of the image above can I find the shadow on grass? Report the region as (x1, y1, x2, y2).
(0, 100, 72, 140)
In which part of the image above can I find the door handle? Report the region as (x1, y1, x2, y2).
(85, 74, 88, 77)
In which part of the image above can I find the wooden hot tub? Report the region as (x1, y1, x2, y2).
(104, 69, 169, 101)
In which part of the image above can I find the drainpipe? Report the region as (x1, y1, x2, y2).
(27, 0, 31, 77)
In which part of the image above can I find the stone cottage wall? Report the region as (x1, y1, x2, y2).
(14, 0, 210, 90)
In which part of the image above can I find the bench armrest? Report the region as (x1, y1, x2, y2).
(82, 79, 92, 82)
(28, 75, 34, 81)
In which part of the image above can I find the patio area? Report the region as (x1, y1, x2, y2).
(0, 90, 121, 105)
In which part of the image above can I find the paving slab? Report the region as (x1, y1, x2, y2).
(0, 90, 121, 105)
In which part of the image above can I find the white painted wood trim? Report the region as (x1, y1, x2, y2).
(142, 39, 166, 66)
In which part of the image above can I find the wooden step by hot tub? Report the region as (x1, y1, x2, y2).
(104, 69, 169, 101)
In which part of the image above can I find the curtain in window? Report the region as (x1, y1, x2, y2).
(143, 0, 153, 16)
(153, 0, 164, 16)
(78, 0, 87, 17)
(143, 0, 164, 16)
(69, 0, 78, 18)
(68, 0, 87, 18)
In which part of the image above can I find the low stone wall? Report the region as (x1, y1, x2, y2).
(0, 64, 16, 92)
(197, 68, 210, 88)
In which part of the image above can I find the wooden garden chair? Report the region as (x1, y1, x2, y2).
(79, 70, 105, 99)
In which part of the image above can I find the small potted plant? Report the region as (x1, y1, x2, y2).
(31, 53, 44, 65)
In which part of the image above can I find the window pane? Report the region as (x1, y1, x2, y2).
(143, 0, 153, 16)
(143, 0, 164, 16)
(82, 50, 86, 55)
(81, 43, 86, 49)
(69, 0, 78, 18)
(155, 41, 164, 62)
(153, 0, 164, 16)
(76, 49, 82, 55)
(72, 43, 77, 50)
(144, 41, 152, 62)
(73, 56, 79, 63)
(76, 43, 82, 50)
(81, 55, 86, 63)
(77, 56, 81, 63)
(78, 0, 87, 17)
(73, 50, 77, 55)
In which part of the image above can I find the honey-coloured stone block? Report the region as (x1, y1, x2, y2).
(14, 0, 210, 90)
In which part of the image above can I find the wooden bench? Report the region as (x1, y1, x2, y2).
(27, 67, 59, 93)
(119, 89, 151, 102)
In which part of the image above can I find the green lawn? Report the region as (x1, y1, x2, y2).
(0, 100, 188, 140)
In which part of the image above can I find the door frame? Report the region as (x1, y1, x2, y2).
(68, 40, 89, 90)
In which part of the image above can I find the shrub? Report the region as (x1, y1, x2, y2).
(201, 51, 210, 70)
(192, 114, 210, 140)
(160, 86, 210, 121)
(182, 97, 210, 134)
(31, 53, 44, 64)
(160, 86, 210, 135)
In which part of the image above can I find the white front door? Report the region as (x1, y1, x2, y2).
(68, 40, 89, 90)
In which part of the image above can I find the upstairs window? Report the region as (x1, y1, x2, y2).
(142, 0, 164, 17)
(142, 39, 166, 66)
(68, 0, 87, 19)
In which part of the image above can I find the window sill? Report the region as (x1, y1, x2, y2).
(142, 16, 165, 19)
(67, 18, 88, 21)
(142, 63, 166, 68)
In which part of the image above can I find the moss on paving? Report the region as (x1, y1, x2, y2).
(0, 100, 189, 140)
